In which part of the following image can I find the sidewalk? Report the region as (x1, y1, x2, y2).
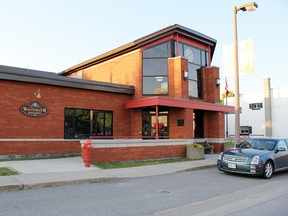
(0, 155, 218, 191)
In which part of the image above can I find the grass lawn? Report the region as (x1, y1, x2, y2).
(92, 157, 201, 169)
(0, 167, 19, 176)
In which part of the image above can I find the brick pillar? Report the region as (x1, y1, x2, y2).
(169, 107, 193, 139)
(130, 109, 142, 137)
(201, 66, 220, 103)
(168, 57, 188, 99)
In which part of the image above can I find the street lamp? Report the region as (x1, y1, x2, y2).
(234, 2, 258, 145)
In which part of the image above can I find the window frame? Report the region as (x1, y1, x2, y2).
(64, 108, 113, 139)
(142, 40, 173, 96)
(177, 42, 207, 98)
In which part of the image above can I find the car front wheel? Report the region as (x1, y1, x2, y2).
(263, 161, 273, 179)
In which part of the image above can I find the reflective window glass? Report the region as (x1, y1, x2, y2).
(143, 77, 168, 95)
(64, 109, 74, 139)
(188, 80, 198, 98)
(176, 42, 206, 98)
(143, 59, 168, 76)
(64, 108, 113, 139)
(191, 47, 201, 65)
(95, 112, 104, 136)
(105, 112, 113, 136)
(177, 42, 183, 56)
(188, 64, 200, 80)
(277, 140, 288, 150)
(201, 50, 207, 66)
(74, 109, 91, 138)
(143, 42, 169, 58)
(142, 41, 170, 95)
(183, 45, 201, 64)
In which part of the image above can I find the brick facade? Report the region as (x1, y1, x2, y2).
(0, 61, 225, 158)
(0, 80, 132, 156)
(0, 140, 80, 155)
(85, 139, 223, 163)
(77, 50, 143, 99)
(91, 145, 186, 163)
(0, 25, 232, 159)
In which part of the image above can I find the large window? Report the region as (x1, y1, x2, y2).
(142, 40, 208, 98)
(142, 41, 172, 95)
(64, 108, 113, 139)
(177, 42, 208, 98)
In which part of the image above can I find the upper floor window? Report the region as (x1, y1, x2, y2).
(177, 42, 208, 98)
(142, 40, 209, 98)
(142, 41, 172, 95)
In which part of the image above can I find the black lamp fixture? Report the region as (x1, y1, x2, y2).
(216, 78, 221, 86)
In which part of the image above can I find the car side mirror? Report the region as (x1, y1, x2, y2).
(277, 147, 286, 151)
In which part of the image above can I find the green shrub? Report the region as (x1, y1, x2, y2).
(224, 141, 234, 147)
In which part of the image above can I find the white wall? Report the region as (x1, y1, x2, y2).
(226, 85, 288, 137)
(271, 87, 288, 137)
(225, 91, 265, 137)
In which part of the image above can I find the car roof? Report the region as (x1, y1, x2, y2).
(247, 137, 288, 141)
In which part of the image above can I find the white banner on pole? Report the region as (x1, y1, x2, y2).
(223, 39, 255, 76)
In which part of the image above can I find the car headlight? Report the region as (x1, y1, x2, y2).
(251, 156, 260, 164)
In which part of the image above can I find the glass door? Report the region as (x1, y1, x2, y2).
(142, 109, 169, 138)
(151, 114, 168, 138)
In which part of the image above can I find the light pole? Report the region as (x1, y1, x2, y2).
(234, 2, 258, 145)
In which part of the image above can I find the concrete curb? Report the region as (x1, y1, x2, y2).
(0, 155, 219, 191)
(0, 176, 122, 192)
(0, 166, 217, 192)
(180, 164, 217, 172)
(22, 178, 120, 190)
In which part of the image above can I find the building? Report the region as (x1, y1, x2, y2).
(225, 77, 288, 138)
(0, 24, 234, 160)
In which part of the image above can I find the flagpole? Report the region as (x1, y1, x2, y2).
(225, 77, 229, 138)
(226, 93, 228, 137)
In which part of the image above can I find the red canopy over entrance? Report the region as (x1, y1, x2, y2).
(125, 97, 235, 139)
(125, 96, 235, 113)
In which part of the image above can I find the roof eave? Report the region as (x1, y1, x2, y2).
(60, 24, 217, 76)
(0, 65, 134, 95)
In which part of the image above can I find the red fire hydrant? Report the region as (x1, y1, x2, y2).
(82, 139, 92, 167)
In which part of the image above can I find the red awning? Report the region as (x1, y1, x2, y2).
(125, 97, 235, 113)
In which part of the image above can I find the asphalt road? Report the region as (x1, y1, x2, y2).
(1, 167, 288, 216)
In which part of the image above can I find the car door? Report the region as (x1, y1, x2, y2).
(273, 140, 288, 170)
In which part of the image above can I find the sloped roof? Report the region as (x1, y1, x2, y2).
(0, 65, 134, 94)
(60, 24, 217, 75)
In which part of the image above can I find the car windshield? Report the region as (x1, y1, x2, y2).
(239, 139, 276, 150)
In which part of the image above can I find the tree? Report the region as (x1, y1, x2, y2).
(220, 91, 235, 104)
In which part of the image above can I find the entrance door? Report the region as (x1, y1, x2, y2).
(151, 114, 168, 137)
(142, 109, 169, 138)
(194, 110, 204, 138)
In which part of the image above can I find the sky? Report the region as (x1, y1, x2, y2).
(1, 0, 287, 94)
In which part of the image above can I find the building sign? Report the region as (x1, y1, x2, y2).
(20, 101, 49, 117)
